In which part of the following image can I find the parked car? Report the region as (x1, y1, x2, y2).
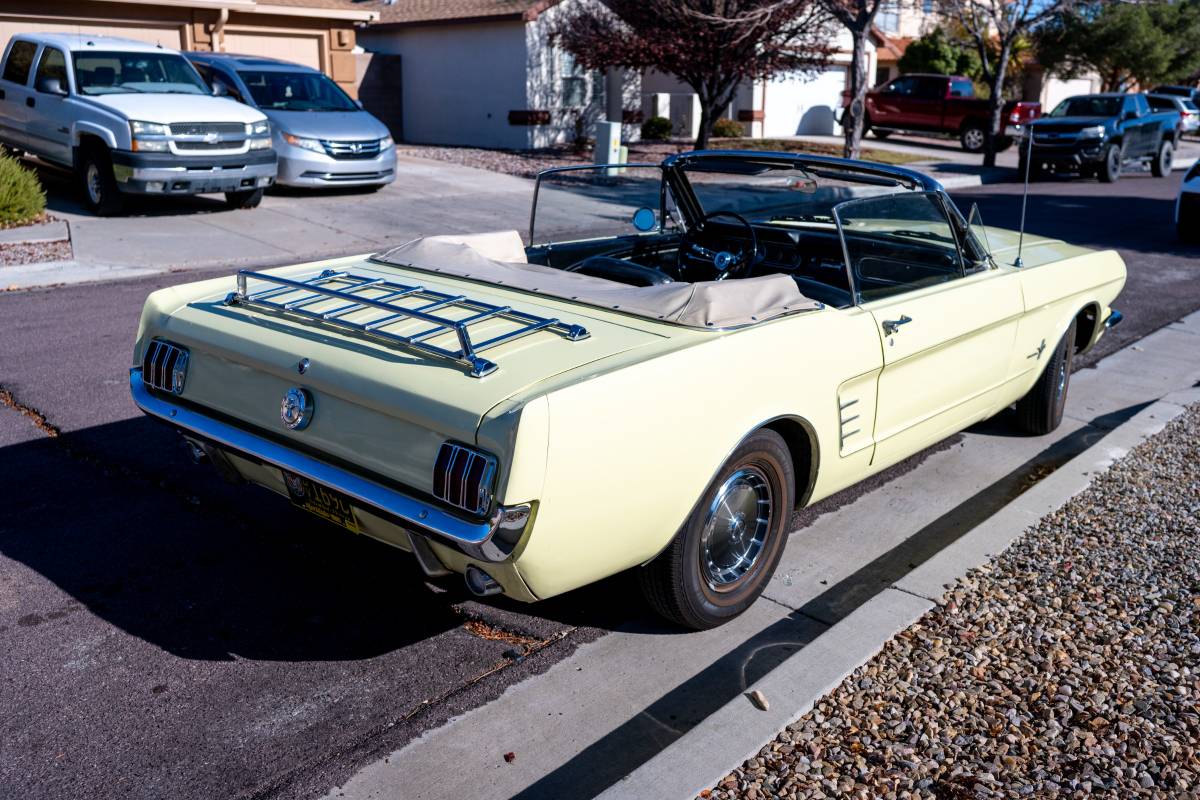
(1020, 93, 1179, 182)
(1177, 159, 1200, 242)
(860, 73, 1041, 152)
(1148, 93, 1199, 134)
(0, 33, 275, 215)
(130, 150, 1125, 629)
(187, 52, 395, 190)
(1149, 84, 1200, 107)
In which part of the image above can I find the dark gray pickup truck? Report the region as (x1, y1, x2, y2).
(1021, 92, 1180, 182)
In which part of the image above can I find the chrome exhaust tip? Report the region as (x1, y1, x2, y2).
(183, 438, 208, 464)
(464, 565, 503, 597)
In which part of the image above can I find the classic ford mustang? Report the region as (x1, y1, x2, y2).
(131, 151, 1125, 628)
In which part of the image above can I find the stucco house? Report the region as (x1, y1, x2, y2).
(0, 0, 377, 96)
(358, 0, 640, 149)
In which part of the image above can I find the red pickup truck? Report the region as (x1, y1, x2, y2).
(859, 73, 1041, 152)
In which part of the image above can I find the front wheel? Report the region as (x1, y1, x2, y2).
(1152, 140, 1173, 178)
(1014, 320, 1077, 435)
(224, 188, 264, 209)
(78, 146, 125, 216)
(872, 128, 892, 139)
(1099, 144, 1122, 183)
(1180, 203, 1200, 243)
(961, 125, 986, 153)
(639, 429, 795, 629)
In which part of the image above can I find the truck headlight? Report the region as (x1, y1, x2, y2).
(248, 120, 270, 137)
(1080, 125, 1105, 138)
(283, 132, 325, 154)
(130, 120, 169, 136)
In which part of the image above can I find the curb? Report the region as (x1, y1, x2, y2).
(597, 389, 1200, 800)
(0, 218, 70, 246)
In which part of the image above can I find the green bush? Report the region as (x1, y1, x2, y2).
(641, 116, 673, 141)
(0, 152, 45, 226)
(711, 118, 744, 138)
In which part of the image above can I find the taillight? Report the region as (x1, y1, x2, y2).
(141, 339, 189, 395)
(433, 443, 497, 516)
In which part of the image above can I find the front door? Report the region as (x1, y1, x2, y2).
(26, 45, 73, 166)
(835, 192, 1024, 469)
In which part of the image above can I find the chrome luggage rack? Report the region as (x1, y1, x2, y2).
(225, 268, 590, 377)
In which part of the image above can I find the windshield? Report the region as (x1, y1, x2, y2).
(529, 166, 668, 245)
(73, 52, 208, 95)
(238, 70, 358, 111)
(1048, 96, 1122, 118)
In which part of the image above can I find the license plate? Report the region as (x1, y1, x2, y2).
(282, 471, 361, 533)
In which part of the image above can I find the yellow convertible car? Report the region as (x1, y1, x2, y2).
(131, 151, 1124, 628)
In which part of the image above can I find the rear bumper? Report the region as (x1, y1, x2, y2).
(129, 368, 529, 562)
(111, 149, 277, 195)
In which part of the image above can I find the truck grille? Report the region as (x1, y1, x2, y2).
(141, 339, 189, 395)
(433, 443, 496, 516)
(170, 122, 248, 152)
(169, 122, 247, 137)
(323, 139, 382, 160)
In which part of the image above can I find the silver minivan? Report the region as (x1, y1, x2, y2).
(188, 52, 395, 189)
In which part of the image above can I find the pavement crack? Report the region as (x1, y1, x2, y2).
(0, 385, 60, 437)
(889, 584, 938, 603)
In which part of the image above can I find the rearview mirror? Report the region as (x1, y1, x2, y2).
(631, 207, 657, 232)
(36, 77, 66, 96)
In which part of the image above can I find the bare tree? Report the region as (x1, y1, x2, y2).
(552, 1, 834, 149)
(940, 0, 1074, 166)
(820, 0, 886, 159)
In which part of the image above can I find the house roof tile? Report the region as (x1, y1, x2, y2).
(366, 0, 566, 26)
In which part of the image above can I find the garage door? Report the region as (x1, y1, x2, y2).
(222, 31, 322, 71)
(0, 19, 185, 51)
(764, 66, 847, 138)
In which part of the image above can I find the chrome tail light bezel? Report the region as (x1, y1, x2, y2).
(141, 339, 189, 395)
(433, 442, 498, 517)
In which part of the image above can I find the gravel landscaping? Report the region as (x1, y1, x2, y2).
(0, 240, 71, 267)
(396, 138, 930, 179)
(706, 403, 1200, 799)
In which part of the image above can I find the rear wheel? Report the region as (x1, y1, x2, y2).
(1152, 140, 1173, 177)
(224, 188, 264, 209)
(78, 145, 125, 217)
(872, 128, 892, 139)
(639, 429, 794, 630)
(1014, 320, 1077, 435)
(1179, 202, 1200, 243)
(961, 124, 986, 153)
(1099, 144, 1122, 183)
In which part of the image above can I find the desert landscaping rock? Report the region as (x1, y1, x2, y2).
(706, 403, 1200, 800)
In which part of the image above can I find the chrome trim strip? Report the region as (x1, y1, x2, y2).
(130, 368, 524, 562)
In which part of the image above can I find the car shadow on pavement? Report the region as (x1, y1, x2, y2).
(0, 416, 471, 661)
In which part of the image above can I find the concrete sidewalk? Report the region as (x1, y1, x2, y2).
(322, 311, 1200, 800)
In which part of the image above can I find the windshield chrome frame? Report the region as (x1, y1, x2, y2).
(528, 163, 664, 247)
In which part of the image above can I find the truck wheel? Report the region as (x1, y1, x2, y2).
(960, 125, 986, 153)
(872, 129, 892, 140)
(78, 146, 125, 217)
(1014, 320, 1076, 436)
(1099, 144, 1122, 183)
(1152, 140, 1174, 178)
(639, 429, 794, 630)
(994, 135, 1014, 152)
(224, 188, 264, 209)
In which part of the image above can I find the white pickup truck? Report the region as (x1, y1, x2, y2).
(0, 33, 276, 215)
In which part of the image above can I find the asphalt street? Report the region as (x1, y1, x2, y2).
(1, 169, 1198, 800)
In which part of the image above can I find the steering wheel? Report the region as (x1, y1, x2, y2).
(678, 211, 760, 281)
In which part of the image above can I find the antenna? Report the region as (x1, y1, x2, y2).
(1014, 123, 1034, 268)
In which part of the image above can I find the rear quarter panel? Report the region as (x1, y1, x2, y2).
(508, 306, 885, 600)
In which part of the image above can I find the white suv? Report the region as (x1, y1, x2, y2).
(0, 33, 276, 215)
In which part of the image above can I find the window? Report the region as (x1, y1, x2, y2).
(73, 51, 209, 95)
(2, 40, 37, 86)
(1147, 95, 1174, 111)
(915, 77, 947, 99)
(560, 50, 587, 107)
(874, 66, 891, 87)
(923, 0, 934, 12)
(884, 76, 918, 95)
(877, 1, 900, 32)
(34, 47, 68, 92)
(834, 192, 964, 303)
(950, 79, 974, 98)
(239, 70, 355, 111)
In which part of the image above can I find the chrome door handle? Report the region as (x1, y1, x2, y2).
(882, 315, 912, 335)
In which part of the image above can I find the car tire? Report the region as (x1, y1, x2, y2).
(1179, 205, 1200, 243)
(961, 124, 987, 153)
(224, 188, 264, 209)
(1018, 154, 1043, 181)
(639, 429, 794, 630)
(994, 135, 1014, 152)
(78, 145, 125, 217)
(872, 128, 892, 140)
(1152, 140, 1173, 177)
(1099, 144, 1122, 183)
(1014, 320, 1077, 436)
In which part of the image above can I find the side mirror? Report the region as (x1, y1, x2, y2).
(36, 77, 66, 96)
(355, 99, 365, 110)
(212, 82, 227, 97)
(631, 207, 657, 232)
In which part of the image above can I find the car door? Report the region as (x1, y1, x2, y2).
(908, 76, 947, 130)
(0, 39, 38, 151)
(1122, 95, 1153, 156)
(834, 191, 1024, 470)
(870, 76, 917, 128)
(25, 44, 73, 166)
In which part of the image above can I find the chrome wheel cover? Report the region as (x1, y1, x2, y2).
(86, 163, 103, 205)
(699, 467, 772, 590)
(964, 129, 984, 150)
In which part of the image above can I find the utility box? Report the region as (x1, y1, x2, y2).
(595, 121, 622, 176)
